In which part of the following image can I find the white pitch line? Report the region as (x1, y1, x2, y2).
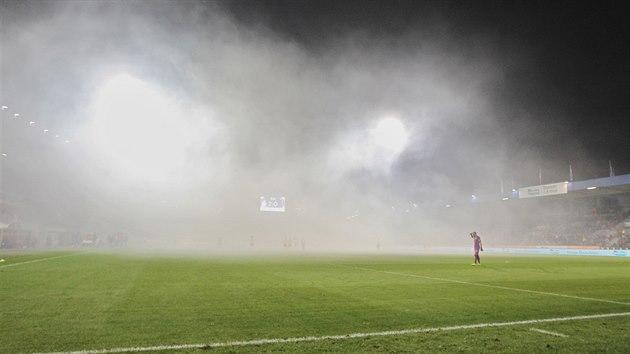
(0, 253, 80, 269)
(335, 264, 630, 306)
(530, 328, 569, 338)
(30, 312, 630, 354)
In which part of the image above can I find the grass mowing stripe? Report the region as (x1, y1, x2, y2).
(0, 253, 81, 269)
(335, 264, 630, 306)
(30, 311, 630, 354)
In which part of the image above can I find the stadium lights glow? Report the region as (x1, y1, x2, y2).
(333, 115, 409, 173)
(587, 186, 597, 190)
(370, 117, 409, 153)
(2, 103, 71, 146)
(88, 73, 201, 184)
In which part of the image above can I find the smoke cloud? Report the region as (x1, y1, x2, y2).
(0, 1, 626, 252)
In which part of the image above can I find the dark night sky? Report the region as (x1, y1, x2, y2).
(227, 0, 630, 177)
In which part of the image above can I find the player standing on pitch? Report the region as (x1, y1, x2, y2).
(470, 231, 483, 265)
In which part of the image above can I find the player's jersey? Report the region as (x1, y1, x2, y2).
(473, 235, 482, 251)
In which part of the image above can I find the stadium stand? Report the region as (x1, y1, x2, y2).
(505, 174, 630, 248)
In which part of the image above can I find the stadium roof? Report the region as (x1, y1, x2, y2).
(568, 174, 630, 198)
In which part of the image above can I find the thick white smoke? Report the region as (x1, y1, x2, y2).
(1, 1, 620, 252)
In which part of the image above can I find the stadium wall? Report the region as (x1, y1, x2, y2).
(485, 247, 630, 257)
(403, 246, 630, 257)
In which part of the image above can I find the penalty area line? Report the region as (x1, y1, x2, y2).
(334, 264, 630, 306)
(30, 312, 630, 354)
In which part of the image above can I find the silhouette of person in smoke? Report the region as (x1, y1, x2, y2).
(470, 231, 483, 265)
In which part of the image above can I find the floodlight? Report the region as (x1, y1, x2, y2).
(88, 73, 197, 184)
(371, 117, 408, 153)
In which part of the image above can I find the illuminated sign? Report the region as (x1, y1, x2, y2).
(519, 182, 568, 199)
(260, 196, 286, 212)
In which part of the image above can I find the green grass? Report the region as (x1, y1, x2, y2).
(1, 250, 629, 353)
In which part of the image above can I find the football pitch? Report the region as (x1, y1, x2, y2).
(1, 251, 629, 353)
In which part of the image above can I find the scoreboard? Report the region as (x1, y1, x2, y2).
(259, 196, 286, 212)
